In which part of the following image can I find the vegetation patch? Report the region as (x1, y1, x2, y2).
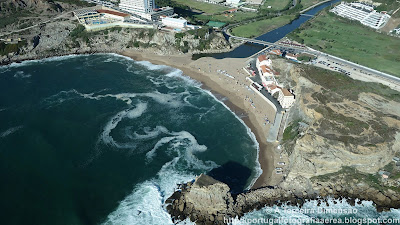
(260, 0, 291, 12)
(301, 65, 400, 102)
(311, 166, 385, 191)
(231, 15, 294, 38)
(0, 40, 27, 56)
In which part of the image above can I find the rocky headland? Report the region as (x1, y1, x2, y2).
(166, 59, 400, 224)
(2, 1, 400, 224)
(167, 173, 400, 224)
(0, 0, 232, 65)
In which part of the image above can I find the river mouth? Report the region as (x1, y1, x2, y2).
(192, 0, 341, 60)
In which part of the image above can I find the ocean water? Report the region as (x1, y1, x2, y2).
(1, 54, 399, 225)
(0, 54, 261, 225)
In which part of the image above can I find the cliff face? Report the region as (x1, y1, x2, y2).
(166, 59, 400, 224)
(0, 0, 63, 14)
(167, 174, 400, 224)
(1, 18, 231, 64)
(272, 58, 400, 179)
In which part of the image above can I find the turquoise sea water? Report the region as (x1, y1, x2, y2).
(1, 54, 399, 225)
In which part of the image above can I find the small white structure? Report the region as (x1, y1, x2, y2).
(277, 88, 295, 109)
(285, 53, 298, 61)
(330, 2, 391, 29)
(162, 17, 187, 28)
(226, 0, 240, 6)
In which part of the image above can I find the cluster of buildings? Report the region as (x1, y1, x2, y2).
(391, 27, 400, 36)
(256, 54, 295, 109)
(196, 0, 241, 6)
(74, 0, 200, 31)
(270, 49, 299, 63)
(330, 2, 391, 29)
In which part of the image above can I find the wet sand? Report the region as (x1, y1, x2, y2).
(121, 50, 281, 188)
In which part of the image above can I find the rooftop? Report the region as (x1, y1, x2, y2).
(97, 9, 130, 17)
(260, 65, 272, 73)
(257, 55, 268, 62)
(280, 88, 293, 97)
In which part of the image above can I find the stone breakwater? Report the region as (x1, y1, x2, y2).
(166, 174, 400, 225)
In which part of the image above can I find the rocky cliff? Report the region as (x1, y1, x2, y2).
(166, 58, 400, 224)
(167, 173, 400, 224)
(271, 58, 400, 178)
(1, 11, 231, 64)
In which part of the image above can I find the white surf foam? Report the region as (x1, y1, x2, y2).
(13, 71, 31, 79)
(129, 126, 169, 140)
(145, 129, 209, 166)
(100, 101, 148, 148)
(4, 54, 92, 69)
(103, 130, 217, 225)
(135, 60, 169, 71)
(126, 102, 147, 119)
(0, 126, 23, 138)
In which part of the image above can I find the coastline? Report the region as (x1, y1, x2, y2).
(1, 49, 279, 189)
(120, 50, 280, 188)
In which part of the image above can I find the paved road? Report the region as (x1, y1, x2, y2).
(243, 40, 400, 87)
(299, 0, 332, 13)
(313, 50, 400, 85)
(0, 8, 92, 38)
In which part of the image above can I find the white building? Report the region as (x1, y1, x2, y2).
(256, 55, 272, 68)
(260, 73, 275, 87)
(277, 88, 295, 109)
(285, 53, 298, 61)
(330, 2, 391, 29)
(119, 0, 155, 15)
(162, 17, 187, 28)
(226, 0, 240, 6)
(147, 7, 174, 21)
(259, 65, 273, 77)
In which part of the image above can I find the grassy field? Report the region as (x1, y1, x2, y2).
(196, 11, 258, 23)
(260, 0, 291, 11)
(231, 15, 295, 38)
(172, 0, 228, 14)
(288, 11, 400, 77)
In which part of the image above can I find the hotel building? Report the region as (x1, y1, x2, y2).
(119, 0, 155, 14)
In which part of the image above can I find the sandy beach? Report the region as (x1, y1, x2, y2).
(121, 49, 282, 188)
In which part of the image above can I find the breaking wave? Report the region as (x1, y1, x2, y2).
(0, 125, 23, 138)
(13, 71, 31, 78)
(102, 128, 216, 225)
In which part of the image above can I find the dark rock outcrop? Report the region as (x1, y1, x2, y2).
(166, 174, 400, 225)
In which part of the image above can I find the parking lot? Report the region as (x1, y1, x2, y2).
(314, 56, 353, 76)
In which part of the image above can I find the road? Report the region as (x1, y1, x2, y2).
(231, 34, 400, 88)
(0, 8, 92, 38)
(299, 0, 333, 13)
(313, 53, 400, 87)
